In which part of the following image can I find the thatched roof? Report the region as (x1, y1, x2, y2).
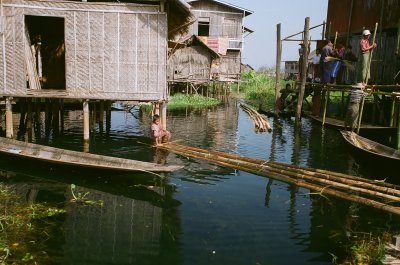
(166, 0, 194, 39)
(169, 35, 220, 58)
(71, 0, 193, 39)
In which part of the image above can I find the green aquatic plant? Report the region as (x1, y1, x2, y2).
(168, 93, 221, 109)
(0, 183, 66, 264)
(70, 184, 104, 206)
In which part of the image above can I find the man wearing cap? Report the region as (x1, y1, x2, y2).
(357, 29, 377, 85)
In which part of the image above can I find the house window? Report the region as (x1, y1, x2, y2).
(198, 17, 210, 37)
(224, 18, 235, 24)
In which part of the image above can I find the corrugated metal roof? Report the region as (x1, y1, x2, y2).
(326, 0, 400, 36)
(187, 0, 253, 16)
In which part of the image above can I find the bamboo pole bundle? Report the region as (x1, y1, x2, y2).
(162, 142, 400, 216)
(240, 103, 272, 132)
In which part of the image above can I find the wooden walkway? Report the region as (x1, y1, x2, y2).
(161, 142, 400, 216)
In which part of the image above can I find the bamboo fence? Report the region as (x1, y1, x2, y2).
(162, 142, 400, 216)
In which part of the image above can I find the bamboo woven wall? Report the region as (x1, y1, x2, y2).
(0, 0, 168, 101)
(168, 46, 213, 82)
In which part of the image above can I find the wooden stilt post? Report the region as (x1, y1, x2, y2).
(90, 102, 96, 134)
(160, 101, 167, 130)
(322, 87, 329, 125)
(296, 17, 310, 122)
(105, 100, 111, 134)
(99, 101, 104, 133)
(390, 97, 396, 127)
(397, 98, 400, 149)
(275, 23, 282, 116)
(153, 102, 160, 116)
(5, 97, 13, 139)
(341, 91, 345, 117)
(83, 99, 90, 142)
(52, 99, 60, 134)
(356, 97, 366, 134)
(27, 98, 33, 141)
(60, 99, 64, 133)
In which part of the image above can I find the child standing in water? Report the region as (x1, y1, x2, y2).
(151, 114, 171, 145)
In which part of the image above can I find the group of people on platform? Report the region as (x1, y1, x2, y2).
(283, 29, 378, 131)
(312, 29, 377, 86)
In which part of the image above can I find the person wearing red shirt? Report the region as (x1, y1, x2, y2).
(357, 29, 377, 85)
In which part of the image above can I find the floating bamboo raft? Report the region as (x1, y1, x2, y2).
(162, 142, 400, 216)
(240, 103, 272, 132)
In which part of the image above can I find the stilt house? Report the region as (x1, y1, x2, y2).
(326, 0, 400, 84)
(0, 0, 192, 101)
(168, 35, 220, 87)
(168, 0, 253, 88)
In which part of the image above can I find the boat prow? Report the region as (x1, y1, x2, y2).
(0, 137, 183, 173)
(340, 130, 400, 164)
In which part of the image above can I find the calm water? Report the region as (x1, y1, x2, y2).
(1, 100, 399, 265)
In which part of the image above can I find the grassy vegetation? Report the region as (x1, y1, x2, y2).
(0, 183, 66, 264)
(331, 232, 390, 265)
(168, 93, 220, 109)
(239, 69, 292, 111)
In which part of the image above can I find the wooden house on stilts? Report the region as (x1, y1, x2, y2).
(168, 0, 253, 95)
(0, 0, 192, 141)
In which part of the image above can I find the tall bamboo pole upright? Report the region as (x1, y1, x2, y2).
(5, 97, 13, 139)
(390, 98, 396, 127)
(357, 22, 378, 134)
(398, 99, 400, 149)
(346, 0, 354, 46)
(295, 17, 310, 121)
(83, 99, 90, 142)
(375, 0, 384, 82)
(275, 23, 282, 116)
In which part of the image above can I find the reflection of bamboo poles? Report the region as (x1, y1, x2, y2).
(162, 142, 400, 216)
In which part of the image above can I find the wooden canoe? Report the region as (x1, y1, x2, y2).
(340, 131, 400, 164)
(0, 137, 183, 173)
(308, 115, 396, 133)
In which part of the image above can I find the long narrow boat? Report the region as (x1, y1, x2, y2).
(308, 115, 396, 133)
(340, 131, 400, 165)
(0, 137, 182, 173)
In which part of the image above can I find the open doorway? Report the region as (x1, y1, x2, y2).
(25, 15, 65, 90)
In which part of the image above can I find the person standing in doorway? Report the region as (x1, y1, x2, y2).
(357, 29, 377, 85)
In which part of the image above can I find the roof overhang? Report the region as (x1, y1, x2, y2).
(187, 0, 253, 16)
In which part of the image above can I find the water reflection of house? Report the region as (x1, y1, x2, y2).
(0, 170, 181, 264)
(168, 0, 253, 91)
(325, 0, 400, 84)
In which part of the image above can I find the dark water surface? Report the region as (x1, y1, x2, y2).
(1, 101, 399, 264)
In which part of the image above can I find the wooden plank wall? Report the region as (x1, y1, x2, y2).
(349, 34, 398, 84)
(185, 1, 244, 81)
(0, 0, 168, 101)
